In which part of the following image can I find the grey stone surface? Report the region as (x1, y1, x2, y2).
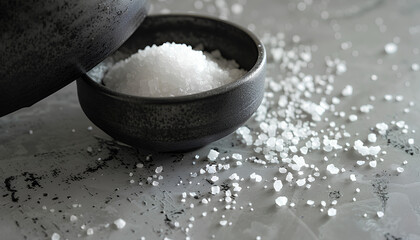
(1, 0, 420, 240)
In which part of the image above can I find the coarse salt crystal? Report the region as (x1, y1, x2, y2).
(368, 133, 377, 143)
(349, 115, 358, 122)
(250, 173, 262, 182)
(384, 43, 398, 54)
(377, 211, 384, 218)
(114, 218, 126, 229)
(350, 174, 356, 181)
(211, 186, 221, 195)
(210, 176, 219, 183)
(326, 164, 339, 174)
(87, 228, 94, 236)
(70, 215, 78, 222)
(273, 180, 283, 192)
(327, 208, 337, 216)
(275, 196, 288, 207)
(207, 149, 219, 161)
(155, 166, 163, 174)
(341, 85, 353, 96)
(51, 233, 60, 240)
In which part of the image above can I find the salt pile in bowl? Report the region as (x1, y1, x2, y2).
(102, 42, 247, 97)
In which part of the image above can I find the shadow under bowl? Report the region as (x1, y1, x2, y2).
(77, 14, 266, 152)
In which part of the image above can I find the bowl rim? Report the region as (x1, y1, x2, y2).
(80, 13, 266, 104)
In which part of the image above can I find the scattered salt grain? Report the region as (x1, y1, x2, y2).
(250, 173, 262, 182)
(114, 218, 126, 229)
(341, 85, 353, 96)
(348, 115, 358, 122)
(326, 164, 339, 174)
(87, 228, 94, 236)
(51, 233, 60, 240)
(384, 43, 398, 54)
(377, 211, 384, 218)
(219, 220, 228, 226)
(211, 186, 221, 195)
(210, 176, 219, 183)
(273, 180, 283, 192)
(396, 167, 404, 173)
(70, 215, 78, 222)
(155, 166, 163, 174)
(349, 174, 356, 182)
(207, 149, 220, 161)
(327, 208, 337, 216)
(368, 133, 377, 143)
(275, 196, 288, 207)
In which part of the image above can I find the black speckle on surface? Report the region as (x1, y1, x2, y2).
(372, 171, 390, 209)
(4, 176, 18, 202)
(329, 190, 342, 200)
(384, 233, 402, 240)
(386, 128, 419, 155)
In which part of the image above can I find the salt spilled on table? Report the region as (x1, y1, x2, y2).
(103, 42, 246, 97)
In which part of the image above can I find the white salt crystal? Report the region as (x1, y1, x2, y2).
(207, 149, 219, 161)
(348, 115, 358, 122)
(70, 215, 78, 222)
(408, 138, 414, 145)
(327, 208, 337, 216)
(279, 167, 287, 174)
(229, 173, 240, 181)
(275, 196, 288, 206)
(326, 164, 339, 174)
(210, 176, 219, 183)
(231, 3, 243, 14)
(114, 218, 126, 229)
(376, 122, 388, 135)
(296, 178, 306, 186)
(87, 228, 94, 236)
(377, 211, 384, 218)
(232, 153, 242, 160)
(285, 172, 294, 182)
(341, 85, 353, 96)
(155, 166, 163, 174)
(371, 74, 378, 81)
(368, 133, 377, 143)
(306, 200, 315, 206)
(384, 94, 393, 101)
(396, 167, 404, 173)
(369, 160, 377, 168)
(51, 233, 60, 240)
(219, 220, 228, 226)
(273, 180, 283, 192)
(103, 43, 246, 97)
(250, 173, 262, 182)
(360, 105, 373, 113)
(412, 63, 419, 71)
(384, 43, 398, 54)
(211, 186, 221, 195)
(349, 174, 356, 182)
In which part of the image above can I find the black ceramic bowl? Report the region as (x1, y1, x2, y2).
(77, 14, 266, 152)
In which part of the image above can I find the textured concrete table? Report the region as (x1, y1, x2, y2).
(1, 0, 420, 239)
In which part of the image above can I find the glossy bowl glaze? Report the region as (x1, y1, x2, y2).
(77, 14, 266, 152)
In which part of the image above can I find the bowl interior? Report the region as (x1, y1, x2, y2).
(87, 14, 261, 91)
